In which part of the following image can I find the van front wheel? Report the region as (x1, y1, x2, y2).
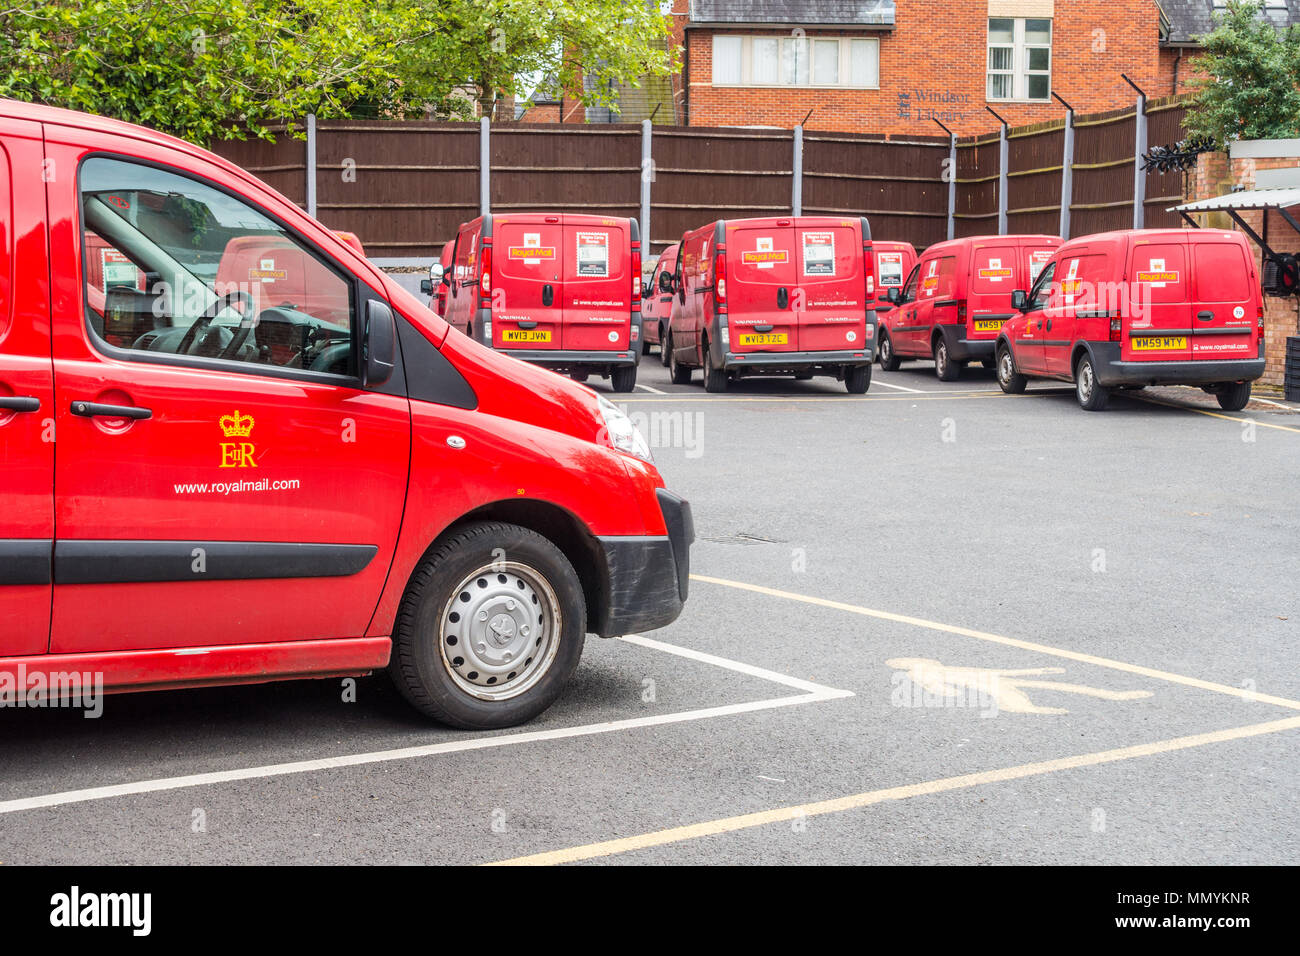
(391, 521, 585, 729)
(1075, 354, 1110, 411)
(611, 365, 637, 392)
(996, 346, 1027, 394)
(668, 333, 692, 385)
(659, 325, 671, 366)
(878, 331, 901, 371)
(1215, 381, 1252, 411)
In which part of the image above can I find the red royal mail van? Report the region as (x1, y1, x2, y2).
(666, 216, 877, 393)
(641, 242, 679, 365)
(0, 99, 692, 729)
(871, 240, 917, 320)
(880, 234, 1060, 380)
(995, 228, 1266, 411)
(441, 213, 642, 392)
(422, 239, 454, 317)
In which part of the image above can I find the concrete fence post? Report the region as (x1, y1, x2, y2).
(792, 125, 804, 216)
(480, 116, 491, 217)
(1060, 110, 1075, 239)
(641, 119, 652, 249)
(305, 113, 317, 218)
(998, 122, 1009, 235)
(1133, 95, 1148, 230)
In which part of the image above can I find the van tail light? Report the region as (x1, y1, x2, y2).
(863, 243, 875, 299)
(1109, 317, 1122, 342)
(631, 241, 642, 308)
(479, 244, 493, 302)
(715, 246, 727, 309)
(1258, 304, 1266, 339)
(957, 302, 967, 325)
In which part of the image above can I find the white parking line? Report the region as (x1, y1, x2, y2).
(870, 379, 929, 393)
(0, 637, 852, 817)
(634, 383, 666, 394)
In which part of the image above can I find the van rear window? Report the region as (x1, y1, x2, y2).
(1193, 242, 1251, 302)
(1132, 243, 1187, 303)
(971, 247, 1017, 294)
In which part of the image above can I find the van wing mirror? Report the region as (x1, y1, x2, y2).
(886, 287, 900, 305)
(659, 271, 674, 293)
(1011, 289, 1029, 312)
(363, 299, 397, 388)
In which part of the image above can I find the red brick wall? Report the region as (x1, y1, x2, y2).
(685, 0, 1168, 136)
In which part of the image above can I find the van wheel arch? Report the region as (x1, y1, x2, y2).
(410, 500, 605, 637)
(1071, 343, 1093, 380)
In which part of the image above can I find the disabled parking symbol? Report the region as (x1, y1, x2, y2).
(888, 657, 1153, 716)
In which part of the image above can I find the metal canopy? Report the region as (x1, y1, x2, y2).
(1170, 187, 1300, 213)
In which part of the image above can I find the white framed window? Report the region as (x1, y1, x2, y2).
(711, 34, 880, 89)
(987, 17, 1051, 102)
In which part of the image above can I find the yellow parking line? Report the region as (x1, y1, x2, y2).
(486, 715, 1300, 865)
(1132, 395, 1300, 434)
(690, 574, 1300, 711)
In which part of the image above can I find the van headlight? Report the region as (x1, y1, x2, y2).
(596, 395, 652, 462)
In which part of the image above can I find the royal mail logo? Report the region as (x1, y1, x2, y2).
(743, 249, 788, 264)
(979, 267, 1013, 279)
(1137, 270, 1179, 283)
(219, 411, 257, 468)
(508, 246, 556, 260)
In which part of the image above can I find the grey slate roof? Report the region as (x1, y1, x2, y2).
(1161, 0, 1300, 45)
(689, 0, 896, 26)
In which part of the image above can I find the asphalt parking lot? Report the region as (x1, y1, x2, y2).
(2, 353, 1298, 865)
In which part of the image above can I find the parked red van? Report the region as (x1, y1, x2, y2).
(879, 234, 1060, 380)
(995, 228, 1265, 411)
(422, 239, 454, 317)
(0, 99, 691, 728)
(441, 213, 642, 392)
(872, 240, 917, 319)
(666, 216, 877, 393)
(641, 242, 679, 365)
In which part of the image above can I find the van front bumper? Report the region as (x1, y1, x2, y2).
(722, 349, 874, 372)
(1091, 342, 1266, 387)
(500, 348, 639, 370)
(593, 490, 694, 636)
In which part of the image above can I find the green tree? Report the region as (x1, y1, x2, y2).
(398, 0, 679, 120)
(0, 0, 436, 142)
(1184, 0, 1300, 148)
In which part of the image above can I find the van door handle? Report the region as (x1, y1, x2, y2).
(542, 284, 554, 307)
(517, 320, 538, 329)
(1046, 318, 1053, 331)
(753, 324, 775, 333)
(0, 396, 40, 413)
(777, 287, 789, 309)
(1197, 310, 1215, 322)
(70, 401, 152, 420)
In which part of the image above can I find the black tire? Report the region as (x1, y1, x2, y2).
(794, 371, 814, 381)
(846, 364, 871, 394)
(668, 332, 692, 385)
(981, 357, 996, 370)
(390, 521, 585, 729)
(703, 343, 728, 392)
(611, 365, 637, 393)
(1074, 353, 1110, 411)
(658, 325, 670, 366)
(641, 339, 652, 356)
(570, 371, 589, 383)
(1216, 381, 1252, 411)
(996, 345, 1027, 394)
(878, 330, 902, 371)
(933, 337, 961, 381)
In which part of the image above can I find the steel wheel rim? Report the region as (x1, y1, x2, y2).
(999, 350, 1013, 386)
(880, 335, 891, 362)
(437, 561, 561, 702)
(1078, 361, 1093, 401)
(936, 342, 947, 374)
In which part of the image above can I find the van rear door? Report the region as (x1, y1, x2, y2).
(968, 243, 1020, 341)
(794, 219, 868, 352)
(493, 215, 563, 350)
(562, 218, 631, 352)
(727, 221, 798, 353)
(1125, 235, 1192, 361)
(1189, 235, 1257, 361)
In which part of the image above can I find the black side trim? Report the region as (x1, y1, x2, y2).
(593, 536, 684, 636)
(54, 541, 378, 584)
(397, 317, 478, 410)
(0, 540, 53, 586)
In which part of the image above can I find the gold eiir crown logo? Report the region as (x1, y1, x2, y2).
(220, 411, 254, 438)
